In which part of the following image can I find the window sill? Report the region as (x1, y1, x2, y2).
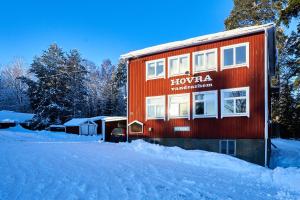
(146, 117, 165, 121)
(146, 76, 165, 81)
(221, 63, 249, 71)
(193, 68, 217, 74)
(193, 115, 218, 119)
(221, 113, 249, 118)
(168, 116, 190, 120)
(168, 72, 190, 78)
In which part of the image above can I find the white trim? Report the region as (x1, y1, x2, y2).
(220, 87, 250, 118)
(168, 53, 190, 78)
(192, 48, 218, 74)
(145, 95, 166, 120)
(128, 120, 144, 134)
(264, 28, 269, 167)
(126, 60, 129, 142)
(219, 139, 236, 156)
(220, 42, 249, 71)
(168, 93, 190, 120)
(192, 90, 218, 119)
(145, 58, 166, 81)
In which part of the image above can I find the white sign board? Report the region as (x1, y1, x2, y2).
(174, 126, 190, 132)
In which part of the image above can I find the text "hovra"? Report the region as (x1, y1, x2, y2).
(170, 75, 212, 86)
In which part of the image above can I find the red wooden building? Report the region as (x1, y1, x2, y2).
(121, 24, 276, 166)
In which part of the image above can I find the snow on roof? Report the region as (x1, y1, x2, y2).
(90, 116, 127, 122)
(49, 125, 65, 128)
(64, 118, 96, 126)
(121, 23, 275, 59)
(0, 110, 34, 123)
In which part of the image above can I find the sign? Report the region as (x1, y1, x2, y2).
(170, 75, 213, 91)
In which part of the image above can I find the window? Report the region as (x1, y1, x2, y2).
(221, 87, 249, 118)
(146, 59, 165, 80)
(146, 96, 165, 120)
(168, 54, 190, 77)
(193, 48, 217, 73)
(168, 93, 190, 119)
(193, 90, 218, 118)
(221, 43, 249, 70)
(220, 140, 236, 156)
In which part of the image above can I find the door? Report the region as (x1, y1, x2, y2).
(80, 124, 89, 135)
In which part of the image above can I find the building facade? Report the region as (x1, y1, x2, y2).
(121, 24, 276, 166)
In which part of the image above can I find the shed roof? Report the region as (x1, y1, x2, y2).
(121, 23, 275, 59)
(0, 110, 34, 123)
(90, 116, 127, 122)
(64, 118, 96, 126)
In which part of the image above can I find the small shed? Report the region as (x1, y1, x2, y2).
(64, 118, 98, 135)
(0, 110, 34, 129)
(90, 116, 127, 141)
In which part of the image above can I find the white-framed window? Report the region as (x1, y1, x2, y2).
(146, 58, 165, 80)
(220, 140, 236, 156)
(168, 93, 190, 119)
(193, 48, 218, 73)
(146, 96, 165, 120)
(221, 87, 250, 118)
(168, 54, 190, 77)
(193, 90, 218, 119)
(221, 42, 249, 70)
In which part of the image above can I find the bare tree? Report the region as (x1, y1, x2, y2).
(0, 58, 31, 112)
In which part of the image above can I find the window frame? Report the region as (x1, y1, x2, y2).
(221, 87, 250, 118)
(168, 93, 190, 120)
(219, 140, 236, 156)
(145, 58, 166, 81)
(192, 90, 218, 119)
(128, 120, 144, 134)
(168, 54, 190, 78)
(145, 95, 166, 120)
(192, 48, 218, 74)
(220, 42, 249, 70)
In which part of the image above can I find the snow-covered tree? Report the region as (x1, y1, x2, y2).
(22, 44, 71, 129)
(65, 49, 88, 118)
(0, 58, 31, 112)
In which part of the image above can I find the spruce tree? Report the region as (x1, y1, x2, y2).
(23, 44, 70, 129)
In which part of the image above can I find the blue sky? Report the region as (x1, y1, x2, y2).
(0, 1, 236, 67)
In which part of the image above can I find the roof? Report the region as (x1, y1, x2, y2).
(64, 118, 96, 126)
(90, 116, 127, 122)
(121, 23, 275, 59)
(0, 110, 34, 123)
(49, 125, 65, 128)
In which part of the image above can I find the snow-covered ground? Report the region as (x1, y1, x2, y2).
(0, 126, 299, 200)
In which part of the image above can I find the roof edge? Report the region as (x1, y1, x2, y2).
(121, 23, 275, 60)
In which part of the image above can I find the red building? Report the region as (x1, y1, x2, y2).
(121, 24, 276, 166)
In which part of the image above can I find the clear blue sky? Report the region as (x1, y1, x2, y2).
(0, 0, 234, 67)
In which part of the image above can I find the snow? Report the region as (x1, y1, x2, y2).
(90, 116, 127, 122)
(49, 125, 65, 128)
(0, 127, 299, 200)
(271, 139, 300, 168)
(0, 110, 34, 123)
(64, 118, 95, 126)
(121, 23, 275, 59)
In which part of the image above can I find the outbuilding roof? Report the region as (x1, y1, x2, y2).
(121, 23, 275, 59)
(0, 110, 34, 123)
(90, 116, 127, 122)
(64, 118, 96, 126)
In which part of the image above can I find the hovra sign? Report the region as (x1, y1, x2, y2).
(170, 75, 213, 91)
